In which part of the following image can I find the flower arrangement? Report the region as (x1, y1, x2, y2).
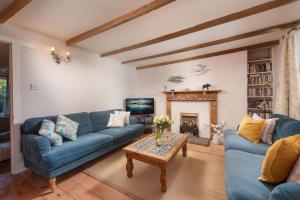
(153, 115, 172, 145)
(153, 115, 172, 130)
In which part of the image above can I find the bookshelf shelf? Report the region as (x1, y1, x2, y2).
(248, 58, 272, 63)
(247, 48, 273, 118)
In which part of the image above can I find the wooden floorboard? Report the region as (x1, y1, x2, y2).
(0, 143, 224, 200)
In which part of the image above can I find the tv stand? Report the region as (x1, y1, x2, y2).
(133, 114, 154, 133)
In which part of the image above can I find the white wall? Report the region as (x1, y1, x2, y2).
(135, 52, 248, 131)
(0, 24, 136, 174)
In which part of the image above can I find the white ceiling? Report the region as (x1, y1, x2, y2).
(4, 0, 300, 68)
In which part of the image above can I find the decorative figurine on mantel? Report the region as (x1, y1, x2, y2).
(202, 83, 212, 90)
(211, 121, 225, 145)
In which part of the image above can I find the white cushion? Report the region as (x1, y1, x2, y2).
(107, 113, 125, 128)
(114, 111, 130, 125)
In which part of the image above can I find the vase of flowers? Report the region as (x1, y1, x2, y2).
(153, 115, 172, 145)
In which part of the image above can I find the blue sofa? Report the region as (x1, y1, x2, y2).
(21, 109, 144, 191)
(224, 114, 300, 200)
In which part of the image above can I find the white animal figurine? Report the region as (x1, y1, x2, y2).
(211, 121, 225, 145)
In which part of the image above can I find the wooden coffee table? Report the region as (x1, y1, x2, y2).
(123, 132, 188, 192)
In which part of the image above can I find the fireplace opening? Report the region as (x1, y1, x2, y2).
(180, 113, 199, 136)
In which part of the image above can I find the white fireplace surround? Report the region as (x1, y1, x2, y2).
(171, 101, 210, 138)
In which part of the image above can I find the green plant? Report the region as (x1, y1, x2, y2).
(0, 79, 7, 113)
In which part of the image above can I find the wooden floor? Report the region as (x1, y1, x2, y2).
(0, 143, 224, 200)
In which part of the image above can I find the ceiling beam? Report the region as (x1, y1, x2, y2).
(0, 0, 32, 24)
(65, 0, 176, 46)
(136, 40, 279, 70)
(123, 20, 300, 64)
(101, 0, 297, 57)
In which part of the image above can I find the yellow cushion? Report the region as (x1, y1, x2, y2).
(258, 134, 300, 184)
(237, 115, 265, 143)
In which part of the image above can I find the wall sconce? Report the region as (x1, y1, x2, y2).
(50, 47, 71, 64)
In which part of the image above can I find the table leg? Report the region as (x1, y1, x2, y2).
(160, 166, 167, 192)
(126, 153, 133, 177)
(182, 142, 187, 157)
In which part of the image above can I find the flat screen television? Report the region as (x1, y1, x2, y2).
(125, 98, 154, 115)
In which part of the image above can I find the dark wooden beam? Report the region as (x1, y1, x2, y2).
(123, 20, 300, 64)
(0, 0, 32, 23)
(136, 40, 279, 70)
(66, 0, 176, 46)
(101, 0, 297, 57)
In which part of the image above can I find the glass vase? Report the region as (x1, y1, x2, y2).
(155, 128, 165, 146)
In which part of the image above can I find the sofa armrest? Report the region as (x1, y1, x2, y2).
(129, 116, 139, 124)
(21, 134, 51, 164)
(269, 183, 300, 200)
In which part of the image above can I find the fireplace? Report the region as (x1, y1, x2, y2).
(180, 113, 199, 136)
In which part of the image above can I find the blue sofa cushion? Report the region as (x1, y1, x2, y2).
(64, 112, 93, 136)
(224, 129, 270, 155)
(269, 183, 300, 200)
(225, 150, 276, 200)
(98, 124, 144, 143)
(271, 114, 300, 142)
(22, 112, 93, 136)
(40, 133, 114, 170)
(89, 109, 122, 132)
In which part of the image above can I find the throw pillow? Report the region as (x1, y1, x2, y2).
(107, 113, 125, 128)
(114, 111, 130, 125)
(237, 115, 265, 143)
(56, 115, 79, 141)
(287, 156, 300, 183)
(252, 113, 278, 144)
(38, 119, 63, 146)
(258, 134, 300, 184)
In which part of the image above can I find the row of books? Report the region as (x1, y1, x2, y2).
(248, 87, 272, 97)
(248, 63, 272, 74)
(248, 74, 272, 85)
(248, 111, 273, 119)
(248, 99, 273, 109)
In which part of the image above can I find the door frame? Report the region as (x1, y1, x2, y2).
(0, 40, 13, 174)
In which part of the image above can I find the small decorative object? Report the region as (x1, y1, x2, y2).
(211, 121, 225, 145)
(50, 46, 71, 65)
(191, 64, 210, 76)
(168, 76, 185, 83)
(202, 83, 212, 90)
(153, 115, 172, 146)
(171, 89, 175, 96)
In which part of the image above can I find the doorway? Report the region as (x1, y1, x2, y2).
(0, 41, 12, 174)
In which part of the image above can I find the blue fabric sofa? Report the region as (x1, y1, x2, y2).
(224, 114, 300, 200)
(21, 109, 144, 190)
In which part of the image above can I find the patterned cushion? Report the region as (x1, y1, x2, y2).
(252, 113, 278, 144)
(56, 115, 79, 141)
(107, 113, 125, 128)
(38, 119, 63, 146)
(114, 111, 130, 124)
(287, 156, 300, 183)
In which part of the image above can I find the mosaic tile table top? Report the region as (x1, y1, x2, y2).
(123, 132, 188, 162)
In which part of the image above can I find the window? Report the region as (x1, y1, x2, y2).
(0, 77, 8, 115)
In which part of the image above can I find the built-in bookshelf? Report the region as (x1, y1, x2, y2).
(247, 47, 273, 118)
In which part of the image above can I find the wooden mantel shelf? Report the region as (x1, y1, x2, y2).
(164, 90, 221, 132)
(163, 90, 221, 94)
